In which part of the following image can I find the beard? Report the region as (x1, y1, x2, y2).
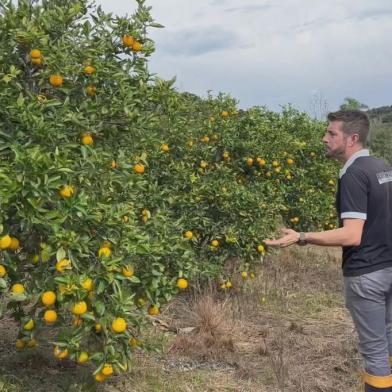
(324, 143, 347, 160)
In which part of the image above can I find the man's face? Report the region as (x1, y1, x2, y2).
(322, 121, 348, 161)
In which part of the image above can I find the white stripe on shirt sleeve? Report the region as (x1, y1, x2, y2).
(341, 212, 367, 220)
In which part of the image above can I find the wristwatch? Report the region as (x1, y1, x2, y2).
(297, 232, 307, 246)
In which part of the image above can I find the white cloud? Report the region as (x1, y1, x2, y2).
(97, 0, 392, 113)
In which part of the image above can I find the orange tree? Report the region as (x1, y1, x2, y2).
(0, 0, 338, 381)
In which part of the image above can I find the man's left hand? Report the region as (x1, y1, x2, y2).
(264, 228, 300, 248)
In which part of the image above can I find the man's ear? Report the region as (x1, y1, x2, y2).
(349, 133, 360, 146)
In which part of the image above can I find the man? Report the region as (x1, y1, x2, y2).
(264, 110, 392, 391)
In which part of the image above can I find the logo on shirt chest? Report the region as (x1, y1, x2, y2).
(376, 171, 392, 184)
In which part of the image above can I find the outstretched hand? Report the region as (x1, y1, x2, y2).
(264, 228, 300, 248)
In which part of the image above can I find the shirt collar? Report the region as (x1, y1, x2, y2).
(339, 149, 370, 178)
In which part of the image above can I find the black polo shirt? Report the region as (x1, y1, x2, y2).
(335, 149, 392, 276)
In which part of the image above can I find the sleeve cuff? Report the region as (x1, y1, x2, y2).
(341, 212, 367, 220)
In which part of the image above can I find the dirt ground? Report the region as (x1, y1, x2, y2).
(0, 246, 364, 392)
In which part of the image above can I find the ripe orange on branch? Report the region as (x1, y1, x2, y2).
(184, 231, 193, 239)
(54, 346, 69, 359)
(0, 234, 12, 249)
(41, 291, 56, 306)
(177, 278, 188, 290)
(133, 163, 145, 174)
(98, 246, 111, 258)
(49, 74, 63, 87)
(112, 317, 127, 333)
(56, 258, 72, 272)
(44, 310, 57, 324)
(9, 237, 20, 250)
(72, 301, 88, 315)
(122, 35, 134, 47)
(132, 41, 142, 51)
(11, 283, 25, 294)
(84, 65, 96, 74)
(30, 49, 41, 58)
(0, 265, 6, 277)
(86, 85, 96, 96)
(59, 185, 74, 198)
(148, 305, 160, 316)
(81, 134, 93, 145)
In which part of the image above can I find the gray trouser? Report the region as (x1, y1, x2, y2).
(344, 266, 392, 376)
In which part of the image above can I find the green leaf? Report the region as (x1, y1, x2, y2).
(56, 247, 66, 262)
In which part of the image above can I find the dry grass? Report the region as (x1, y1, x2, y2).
(157, 245, 363, 391)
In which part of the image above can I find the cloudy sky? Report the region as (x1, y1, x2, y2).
(97, 0, 392, 114)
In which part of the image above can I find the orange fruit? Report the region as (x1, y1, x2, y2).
(56, 258, 71, 272)
(111, 317, 127, 333)
(44, 309, 57, 324)
(129, 337, 138, 347)
(81, 278, 93, 291)
(72, 301, 87, 315)
(0, 234, 12, 249)
(122, 265, 134, 278)
(54, 345, 69, 359)
(161, 143, 169, 152)
(77, 351, 89, 364)
(26, 338, 37, 348)
(95, 372, 106, 382)
(199, 160, 208, 169)
(24, 319, 34, 330)
(246, 158, 254, 167)
(132, 41, 142, 51)
(98, 246, 111, 258)
(30, 49, 41, 58)
(31, 57, 42, 66)
(81, 134, 93, 145)
(176, 278, 188, 290)
(148, 305, 160, 316)
(241, 271, 248, 280)
(41, 291, 56, 306)
(184, 231, 193, 239)
(49, 74, 63, 87)
(59, 185, 74, 198)
(286, 158, 294, 165)
(111, 160, 119, 169)
(221, 111, 229, 118)
(122, 35, 134, 47)
(15, 339, 25, 350)
(9, 237, 20, 250)
(133, 163, 145, 174)
(211, 240, 219, 248)
(101, 364, 113, 376)
(257, 244, 265, 254)
(95, 323, 102, 333)
(11, 283, 25, 294)
(84, 65, 96, 74)
(86, 85, 96, 96)
(0, 265, 6, 277)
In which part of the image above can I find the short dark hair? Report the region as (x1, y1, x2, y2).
(327, 110, 370, 145)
